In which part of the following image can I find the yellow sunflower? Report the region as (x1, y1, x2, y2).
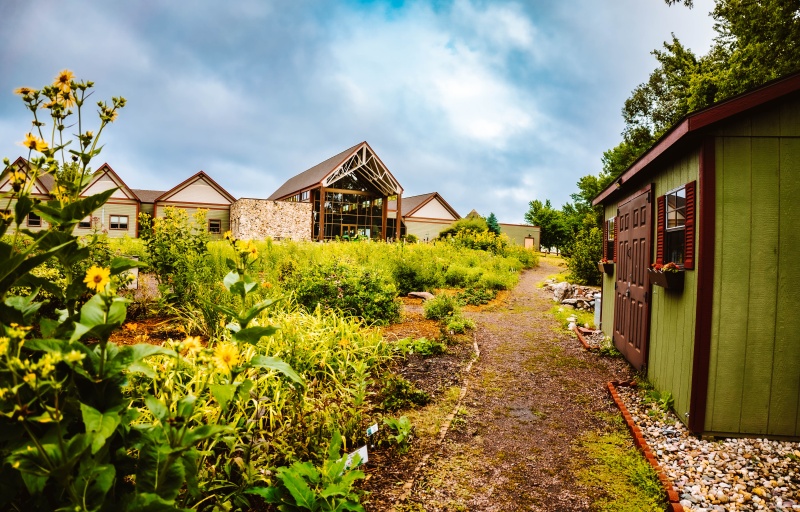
(181, 336, 203, 355)
(83, 266, 111, 293)
(20, 133, 48, 152)
(14, 86, 33, 96)
(212, 342, 239, 371)
(54, 69, 74, 93)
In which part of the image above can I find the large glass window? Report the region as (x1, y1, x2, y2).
(316, 190, 383, 240)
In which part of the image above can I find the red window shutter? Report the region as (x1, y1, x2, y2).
(684, 180, 696, 269)
(602, 219, 608, 260)
(613, 215, 619, 263)
(656, 195, 666, 265)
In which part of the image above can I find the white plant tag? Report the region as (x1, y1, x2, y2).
(366, 423, 379, 436)
(344, 445, 368, 469)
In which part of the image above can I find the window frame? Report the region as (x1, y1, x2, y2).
(656, 181, 696, 270)
(27, 212, 42, 227)
(109, 214, 129, 230)
(208, 218, 222, 234)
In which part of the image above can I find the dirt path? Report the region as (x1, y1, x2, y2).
(403, 261, 634, 511)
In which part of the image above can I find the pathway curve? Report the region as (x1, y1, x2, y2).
(404, 261, 634, 511)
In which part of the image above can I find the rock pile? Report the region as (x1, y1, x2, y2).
(617, 385, 800, 511)
(542, 280, 599, 312)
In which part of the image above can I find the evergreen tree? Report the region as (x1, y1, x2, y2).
(486, 213, 501, 235)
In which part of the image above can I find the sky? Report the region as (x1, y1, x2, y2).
(0, 0, 718, 223)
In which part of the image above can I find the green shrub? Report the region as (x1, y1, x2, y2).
(380, 375, 431, 411)
(446, 315, 476, 334)
(456, 286, 496, 306)
(566, 226, 603, 285)
(383, 416, 414, 454)
(423, 293, 460, 321)
(391, 254, 444, 295)
(288, 262, 401, 325)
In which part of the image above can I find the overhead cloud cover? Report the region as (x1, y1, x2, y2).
(0, 0, 716, 222)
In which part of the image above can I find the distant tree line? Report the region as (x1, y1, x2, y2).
(525, 0, 800, 285)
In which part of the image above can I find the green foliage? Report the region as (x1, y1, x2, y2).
(644, 389, 675, 413)
(395, 337, 445, 356)
(566, 227, 603, 286)
(486, 212, 501, 235)
(404, 233, 419, 243)
(287, 261, 401, 325)
(380, 375, 431, 411)
(138, 207, 210, 306)
(456, 286, 497, 306)
(248, 431, 365, 511)
(423, 294, 460, 321)
(576, 428, 666, 512)
(437, 216, 488, 238)
(445, 315, 475, 334)
(598, 336, 622, 358)
(383, 416, 414, 454)
(390, 251, 445, 295)
(524, 199, 567, 253)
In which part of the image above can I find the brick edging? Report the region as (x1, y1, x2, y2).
(606, 381, 684, 512)
(572, 325, 597, 351)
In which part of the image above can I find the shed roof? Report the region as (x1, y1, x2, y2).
(593, 71, 800, 206)
(268, 141, 403, 200)
(387, 192, 461, 219)
(154, 171, 235, 204)
(132, 189, 165, 203)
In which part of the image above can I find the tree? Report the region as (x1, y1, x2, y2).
(486, 213, 501, 235)
(524, 199, 567, 253)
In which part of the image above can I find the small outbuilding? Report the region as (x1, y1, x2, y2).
(593, 72, 800, 439)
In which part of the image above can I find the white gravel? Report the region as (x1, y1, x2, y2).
(616, 385, 800, 512)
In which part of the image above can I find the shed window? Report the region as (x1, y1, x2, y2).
(603, 218, 615, 261)
(208, 218, 221, 234)
(656, 181, 696, 269)
(79, 217, 92, 229)
(27, 212, 42, 227)
(109, 215, 128, 230)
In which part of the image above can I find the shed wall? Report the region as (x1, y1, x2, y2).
(600, 203, 617, 337)
(498, 224, 540, 248)
(705, 97, 800, 437)
(646, 149, 700, 427)
(404, 219, 451, 241)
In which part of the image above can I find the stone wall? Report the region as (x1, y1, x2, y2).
(230, 199, 312, 241)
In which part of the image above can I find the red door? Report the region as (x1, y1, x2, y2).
(613, 187, 652, 370)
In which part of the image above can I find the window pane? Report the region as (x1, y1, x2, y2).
(28, 212, 41, 227)
(665, 229, 685, 265)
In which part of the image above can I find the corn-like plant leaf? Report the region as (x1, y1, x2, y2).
(125, 492, 193, 511)
(238, 298, 278, 328)
(74, 459, 115, 510)
(145, 396, 169, 423)
(233, 326, 277, 345)
(248, 355, 304, 387)
(278, 468, 317, 509)
(180, 425, 230, 448)
(110, 256, 142, 275)
(209, 384, 237, 411)
(81, 403, 122, 455)
(245, 485, 283, 503)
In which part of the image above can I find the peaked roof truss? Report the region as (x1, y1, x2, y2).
(322, 144, 401, 196)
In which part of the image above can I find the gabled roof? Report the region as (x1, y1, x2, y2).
(594, 71, 800, 205)
(154, 171, 235, 205)
(132, 189, 165, 203)
(0, 157, 54, 195)
(82, 163, 139, 201)
(268, 141, 403, 200)
(387, 192, 461, 220)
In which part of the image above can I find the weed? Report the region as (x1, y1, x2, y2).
(380, 375, 431, 411)
(384, 415, 414, 453)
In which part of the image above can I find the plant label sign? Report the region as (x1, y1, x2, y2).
(344, 445, 368, 469)
(366, 423, 379, 436)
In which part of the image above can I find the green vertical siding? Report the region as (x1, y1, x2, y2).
(601, 203, 617, 337)
(646, 150, 699, 426)
(706, 98, 800, 436)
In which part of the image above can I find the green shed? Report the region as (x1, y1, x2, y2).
(593, 72, 800, 439)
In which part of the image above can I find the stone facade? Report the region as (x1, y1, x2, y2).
(230, 199, 312, 241)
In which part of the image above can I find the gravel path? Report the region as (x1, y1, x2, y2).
(617, 385, 800, 511)
(404, 261, 634, 511)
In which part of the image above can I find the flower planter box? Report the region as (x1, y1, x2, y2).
(647, 268, 684, 291)
(598, 262, 615, 275)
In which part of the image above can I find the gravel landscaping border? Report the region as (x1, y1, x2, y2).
(609, 381, 800, 512)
